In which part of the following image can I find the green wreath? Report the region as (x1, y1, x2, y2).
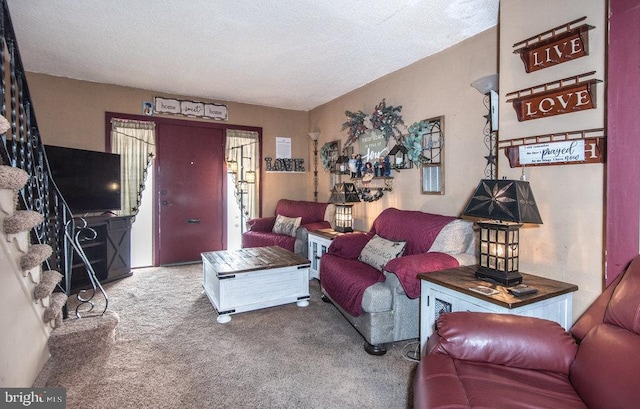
(320, 142, 334, 170)
(403, 120, 432, 165)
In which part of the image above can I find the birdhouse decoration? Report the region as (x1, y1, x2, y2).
(388, 144, 410, 170)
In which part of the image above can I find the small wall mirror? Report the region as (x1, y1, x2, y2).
(420, 116, 444, 194)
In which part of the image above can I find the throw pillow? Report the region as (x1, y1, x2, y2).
(272, 214, 302, 237)
(358, 234, 407, 271)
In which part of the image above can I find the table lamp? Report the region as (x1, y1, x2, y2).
(329, 182, 361, 232)
(462, 179, 542, 286)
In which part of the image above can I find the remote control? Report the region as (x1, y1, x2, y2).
(508, 284, 538, 297)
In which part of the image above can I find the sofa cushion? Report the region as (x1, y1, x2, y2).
(430, 219, 476, 257)
(358, 234, 406, 271)
(570, 324, 640, 409)
(272, 214, 301, 237)
(603, 255, 640, 334)
(275, 199, 328, 225)
(415, 355, 587, 409)
(319, 254, 385, 316)
(246, 216, 276, 232)
(431, 312, 578, 374)
(371, 208, 457, 256)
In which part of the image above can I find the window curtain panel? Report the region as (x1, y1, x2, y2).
(225, 130, 259, 224)
(110, 119, 156, 218)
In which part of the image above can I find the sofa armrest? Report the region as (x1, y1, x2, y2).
(429, 312, 578, 374)
(326, 232, 372, 259)
(294, 221, 332, 257)
(384, 252, 460, 299)
(246, 216, 276, 232)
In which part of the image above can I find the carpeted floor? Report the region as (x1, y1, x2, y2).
(39, 264, 418, 408)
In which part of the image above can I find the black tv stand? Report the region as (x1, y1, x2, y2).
(70, 215, 132, 293)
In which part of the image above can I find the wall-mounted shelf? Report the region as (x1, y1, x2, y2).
(351, 176, 394, 191)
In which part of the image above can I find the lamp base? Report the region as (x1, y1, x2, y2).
(334, 226, 353, 233)
(475, 269, 523, 287)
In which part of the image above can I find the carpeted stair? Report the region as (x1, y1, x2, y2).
(0, 166, 65, 322)
(0, 165, 66, 386)
(1, 163, 120, 387)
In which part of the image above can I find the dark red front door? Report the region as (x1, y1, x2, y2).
(156, 123, 225, 265)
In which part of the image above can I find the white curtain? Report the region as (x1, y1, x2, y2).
(110, 119, 156, 218)
(225, 130, 259, 226)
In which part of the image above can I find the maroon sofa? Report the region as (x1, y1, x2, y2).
(320, 207, 476, 355)
(241, 199, 334, 256)
(414, 254, 640, 409)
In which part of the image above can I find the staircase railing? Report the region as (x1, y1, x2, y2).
(0, 0, 108, 317)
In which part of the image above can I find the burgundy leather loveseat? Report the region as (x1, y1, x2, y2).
(242, 199, 335, 256)
(414, 254, 640, 409)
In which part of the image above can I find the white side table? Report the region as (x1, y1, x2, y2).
(419, 265, 578, 355)
(307, 229, 337, 280)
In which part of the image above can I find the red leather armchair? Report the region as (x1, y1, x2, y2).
(414, 255, 640, 409)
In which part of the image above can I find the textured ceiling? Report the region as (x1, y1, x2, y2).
(7, 0, 498, 111)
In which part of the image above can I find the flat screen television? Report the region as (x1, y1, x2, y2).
(45, 145, 122, 215)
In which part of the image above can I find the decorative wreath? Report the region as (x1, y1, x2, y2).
(319, 142, 335, 170)
(403, 120, 436, 165)
(341, 99, 404, 149)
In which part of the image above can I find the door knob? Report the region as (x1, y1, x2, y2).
(187, 218, 201, 224)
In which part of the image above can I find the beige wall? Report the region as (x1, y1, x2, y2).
(309, 1, 605, 320)
(25, 73, 310, 216)
(27, 2, 605, 319)
(499, 0, 606, 317)
(309, 27, 498, 227)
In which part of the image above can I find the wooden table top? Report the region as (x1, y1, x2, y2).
(309, 228, 366, 240)
(418, 265, 579, 309)
(202, 246, 310, 277)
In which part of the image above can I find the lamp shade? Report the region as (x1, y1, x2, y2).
(462, 179, 542, 224)
(471, 74, 499, 94)
(330, 182, 360, 204)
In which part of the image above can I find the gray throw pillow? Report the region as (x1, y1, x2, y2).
(358, 234, 407, 271)
(272, 214, 302, 237)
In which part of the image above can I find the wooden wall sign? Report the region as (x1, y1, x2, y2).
(513, 17, 594, 73)
(154, 97, 228, 120)
(500, 129, 605, 168)
(505, 72, 601, 122)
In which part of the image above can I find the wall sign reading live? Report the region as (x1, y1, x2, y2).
(505, 72, 601, 122)
(513, 17, 594, 73)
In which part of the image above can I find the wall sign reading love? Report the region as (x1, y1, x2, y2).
(506, 72, 601, 121)
(508, 17, 601, 122)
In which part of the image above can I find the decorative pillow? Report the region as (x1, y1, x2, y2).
(272, 214, 302, 237)
(358, 234, 407, 271)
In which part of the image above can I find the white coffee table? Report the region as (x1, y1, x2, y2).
(202, 246, 311, 323)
